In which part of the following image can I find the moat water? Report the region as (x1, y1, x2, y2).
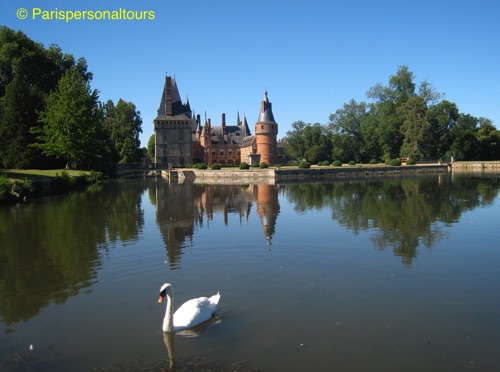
(0, 173, 499, 371)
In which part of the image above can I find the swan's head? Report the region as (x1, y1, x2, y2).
(158, 283, 172, 304)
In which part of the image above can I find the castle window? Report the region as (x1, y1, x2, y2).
(261, 125, 264, 130)
(219, 149, 224, 156)
(179, 130, 184, 140)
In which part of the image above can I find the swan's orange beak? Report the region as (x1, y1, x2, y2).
(158, 295, 164, 304)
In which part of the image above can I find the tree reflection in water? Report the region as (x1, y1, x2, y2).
(0, 174, 498, 325)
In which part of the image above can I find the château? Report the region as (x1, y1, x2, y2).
(153, 75, 283, 167)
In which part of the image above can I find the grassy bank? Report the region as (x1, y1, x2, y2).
(1, 169, 87, 180)
(0, 169, 100, 204)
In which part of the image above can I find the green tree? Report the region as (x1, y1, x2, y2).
(0, 28, 50, 167)
(398, 96, 433, 158)
(147, 134, 155, 162)
(366, 66, 418, 160)
(0, 27, 92, 168)
(476, 118, 500, 160)
(328, 99, 367, 162)
(359, 108, 383, 162)
(367, 65, 416, 106)
(427, 100, 459, 158)
(302, 123, 330, 163)
(32, 68, 106, 169)
(365, 65, 441, 161)
(449, 114, 480, 160)
(102, 99, 143, 164)
(283, 120, 308, 160)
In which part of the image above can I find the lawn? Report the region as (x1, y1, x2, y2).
(0, 169, 87, 180)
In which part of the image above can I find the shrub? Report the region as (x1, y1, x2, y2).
(298, 161, 311, 169)
(0, 176, 37, 203)
(259, 162, 268, 169)
(348, 160, 356, 166)
(389, 159, 401, 166)
(321, 160, 330, 166)
(86, 170, 103, 183)
(406, 158, 416, 165)
(287, 160, 299, 166)
(369, 159, 378, 164)
(210, 163, 221, 170)
(239, 162, 249, 170)
(197, 163, 207, 169)
(332, 160, 342, 167)
(251, 162, 260, 168)
(0, 174, 12, 201)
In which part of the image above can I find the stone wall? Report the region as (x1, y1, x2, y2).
(451, 162, 500, 171)
(161, 164, 449, 184)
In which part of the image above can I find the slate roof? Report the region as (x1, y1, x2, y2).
(194, 113, 252, 145)
(257, 90, 276, 124)
(155, 77, 190, 120)
(241, 135, 256, 148)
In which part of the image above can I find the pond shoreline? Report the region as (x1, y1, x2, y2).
(164, 164, 451, 184)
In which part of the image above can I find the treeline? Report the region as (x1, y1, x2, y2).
(283, 66, 500, 164)
(0, 26, 144, 173)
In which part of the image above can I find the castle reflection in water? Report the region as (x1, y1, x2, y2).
(155, 183, 280, 267)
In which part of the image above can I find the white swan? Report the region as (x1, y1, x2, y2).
(158, 283, 221, 333)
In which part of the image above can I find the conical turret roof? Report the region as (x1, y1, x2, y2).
(257, 90, 276, 124)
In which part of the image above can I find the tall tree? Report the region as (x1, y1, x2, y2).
(302, 123, 330, 163)
(0, 27, 92, 168)
(147, 134, 155, 162)
(32, 68, 105, 169)
(283, 120, 308, 160)
(366, 66, 419, 160)
(398, 96, 433, 158)
(0, 28, 48, 167)
(427, 100, 460, 158)
(102, 99, 143, 164)
(328, 99, 367, 162)
(449, 114, 480, 161)
(476, 118, 500, 160)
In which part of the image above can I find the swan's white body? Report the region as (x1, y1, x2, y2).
(158, 283, 220, 333)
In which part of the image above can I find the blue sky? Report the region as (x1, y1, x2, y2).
(2, 0, 499, 147)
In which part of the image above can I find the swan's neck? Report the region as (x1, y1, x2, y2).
(163, 288, 174, 333)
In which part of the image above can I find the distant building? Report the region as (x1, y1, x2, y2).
(153, 75, 283, 167)
(153, 76, 193, 167)
(240, 90, 279, 165)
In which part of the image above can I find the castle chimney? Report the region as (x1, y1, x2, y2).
(222, 113, 226, 135)
(165, 76, 172, 115)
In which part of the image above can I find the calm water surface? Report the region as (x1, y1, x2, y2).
(0, 173, 499, 371)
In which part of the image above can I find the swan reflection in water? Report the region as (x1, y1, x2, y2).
(162, 313, 223, 370)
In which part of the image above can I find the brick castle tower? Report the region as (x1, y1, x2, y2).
(254, 90, 278, 165)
